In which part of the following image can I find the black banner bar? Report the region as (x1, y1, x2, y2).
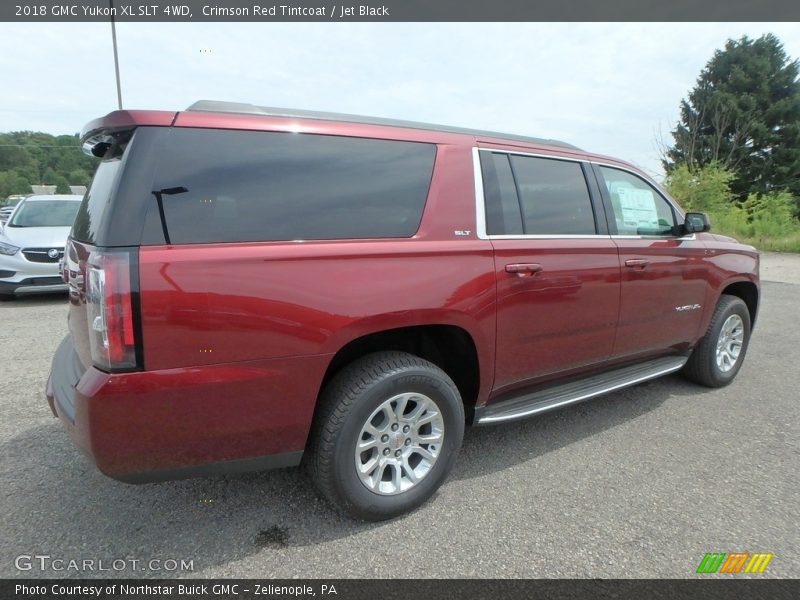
(2, 0, 800, 22)
(3, 579, 799, 600)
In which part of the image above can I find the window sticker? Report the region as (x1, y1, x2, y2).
(613, 185, 660, 231)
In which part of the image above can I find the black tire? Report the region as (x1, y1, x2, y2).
(682, 294, 751, 387)
(307, 351, 465, 521)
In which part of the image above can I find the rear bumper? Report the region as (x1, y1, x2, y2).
(46, 335, 330, 483)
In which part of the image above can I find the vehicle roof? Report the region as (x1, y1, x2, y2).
(79, 103, 646, 178)
(23, 195, 83, 202)
(185, 100, 582, 151)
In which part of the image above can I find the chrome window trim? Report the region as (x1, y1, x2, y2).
(472, 147, 489, 240)
(611, 234, 696, 241)
(476, 146, 588, 163)
(472, 147, 608, 241)
(484, 234, 611, 240)
(472, 147, 699, 242)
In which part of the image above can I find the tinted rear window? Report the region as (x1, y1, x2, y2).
(509, 155, 596, 235)
(480, 152, 523, 235)
(72, 142, 127, 244)
(151, 128, 436, 244)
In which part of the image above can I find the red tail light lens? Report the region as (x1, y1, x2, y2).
(86, 249, 138, 371)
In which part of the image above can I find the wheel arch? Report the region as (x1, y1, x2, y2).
(317, 324, 483, 425)
(720, 279, 759, 329)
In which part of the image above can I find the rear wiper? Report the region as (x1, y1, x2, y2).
(151, 186, 189, 245)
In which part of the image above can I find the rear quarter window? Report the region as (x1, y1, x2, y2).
(71, 141, 128, 244)
(149, 128, 437, 244)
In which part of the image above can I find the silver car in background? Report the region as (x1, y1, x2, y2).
(0, 195, 82, 299)
(0, 203, 19, 224)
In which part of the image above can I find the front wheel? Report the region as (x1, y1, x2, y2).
(683, 294, 752, 387)
(307, 351, 465, 521)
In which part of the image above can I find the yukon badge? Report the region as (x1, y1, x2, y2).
(675, 304, 702, 312)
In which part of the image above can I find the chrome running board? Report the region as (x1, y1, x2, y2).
(475, 355, 688, 425)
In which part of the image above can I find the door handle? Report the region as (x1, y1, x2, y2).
(625, 258, 649, 268)
(505, 263, 543, 277)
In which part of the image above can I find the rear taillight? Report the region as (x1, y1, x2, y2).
(86, 249, 138, 371)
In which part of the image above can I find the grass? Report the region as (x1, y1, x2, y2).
(709, 210, 800, 253)
(664, 164, 800, 253)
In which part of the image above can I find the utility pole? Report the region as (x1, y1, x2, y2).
(109, 0, 123, 109)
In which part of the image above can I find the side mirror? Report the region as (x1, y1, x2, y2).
(684, 212, 711, 234)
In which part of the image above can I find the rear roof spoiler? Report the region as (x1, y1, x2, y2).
(80, 110, 177, 156)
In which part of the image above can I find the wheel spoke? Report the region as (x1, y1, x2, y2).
(416, 431, 443, 444)
(359, 456, 379, 475)
(377, 406, 394, 430)
(404, 400, 426, 422)
(416, 410, 439, 427)
(413, 447, 437, 463)
(358, 438, 378, 451)
(402, 458, 418, 483)
(391, 463, 402, 492)
(394, 394, 410, 420)
(363, 423, 381, 438)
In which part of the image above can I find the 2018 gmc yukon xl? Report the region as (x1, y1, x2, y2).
(46, 101, 759, 520)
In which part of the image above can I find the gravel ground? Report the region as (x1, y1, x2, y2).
(0, 254, 797, 579)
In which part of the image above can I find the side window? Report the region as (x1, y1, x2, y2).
(150, 129, 436, 244)
(480, 152, 523, 235)
(479, 152, 596, 236)
(508, 155, 596, 235)
(597, 166, 677, 236)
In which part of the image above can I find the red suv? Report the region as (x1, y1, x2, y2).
(47, 101, 759, 520)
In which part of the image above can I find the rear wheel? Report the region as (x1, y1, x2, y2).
(683, 294, 751, 387)
(307, 351, 464, 521)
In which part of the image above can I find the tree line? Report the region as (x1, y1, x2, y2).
(1, 33, 797, 248)
(663, 33, 800, 251)
(0, 132, 99, 199)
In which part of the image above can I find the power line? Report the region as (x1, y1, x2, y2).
(0, 144, 81, 148)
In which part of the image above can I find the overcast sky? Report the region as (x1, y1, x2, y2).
(1, 22, 799, 179)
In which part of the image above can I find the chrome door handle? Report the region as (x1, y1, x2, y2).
(505, 263, 543, 277)
(625, 259, 649, 268)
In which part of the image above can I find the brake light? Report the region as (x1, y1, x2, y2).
(86, 249, 138, 371)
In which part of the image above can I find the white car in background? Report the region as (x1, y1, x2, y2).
(1, 201, 20, 223)
(0, 195, 82, 299)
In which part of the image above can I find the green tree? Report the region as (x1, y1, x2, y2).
(665, 162, 800, 252)
(54, 175, 71, 194)
(664, 162, 733, 213)
(0, 171, 32, 198)
(42, 167, 59, 185)
(0, 131, 98, 198)
(665, 34, 800, 209)
(68, 169, 91, 186)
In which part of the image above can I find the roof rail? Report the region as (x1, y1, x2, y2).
(186, 100, 582, 151)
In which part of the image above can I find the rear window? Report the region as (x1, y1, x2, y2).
(72, 142, 127, 244)
(150, 128, 436, 244)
